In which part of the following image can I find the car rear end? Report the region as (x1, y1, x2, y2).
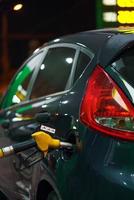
(80, 31, 134, 199)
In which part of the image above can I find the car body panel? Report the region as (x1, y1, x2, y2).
(0, 29, 134, 199)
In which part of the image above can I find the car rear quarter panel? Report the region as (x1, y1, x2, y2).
(55, 57, 134, 199)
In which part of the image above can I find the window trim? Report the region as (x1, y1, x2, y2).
(28, 43, 94, 100)
(29, 43, 81, 99)
(69, 46, 94, 86)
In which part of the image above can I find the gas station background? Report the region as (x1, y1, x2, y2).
(0, 0, 134, 94)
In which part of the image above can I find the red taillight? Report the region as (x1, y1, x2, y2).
(80, 65, 134, 140)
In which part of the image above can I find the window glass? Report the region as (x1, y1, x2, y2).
(30, 47, 75, 99)
(1, 53, 43, 109)
(111, 47, 134, 87)
(74, 52, 91, 82)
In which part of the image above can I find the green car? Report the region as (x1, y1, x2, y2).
(0, 28, 134, 200)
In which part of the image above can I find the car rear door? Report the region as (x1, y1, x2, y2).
(38, 47, 94, 200)
(0, 43, 80, 199)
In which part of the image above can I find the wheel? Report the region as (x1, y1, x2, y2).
(47, 191, 59, 200)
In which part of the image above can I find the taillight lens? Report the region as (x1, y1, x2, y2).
(80, 65, 134, 140)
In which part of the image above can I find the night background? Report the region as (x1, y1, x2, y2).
(9, 0, 95, 65)
(0, 0, 96, 93)
(0, 0, 133, 93)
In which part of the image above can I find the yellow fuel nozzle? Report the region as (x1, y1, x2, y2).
(0, 149, 4, 158)
(32, 131, 60, 154)
(0, 131, 73, 159)
(32, 131, 73, 155)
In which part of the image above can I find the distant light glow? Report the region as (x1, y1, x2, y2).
(103, 12, 117, 22)
(123, 181, 127, 186)
(18, 85, 27, 96)
(40, 64, 45, 70)
(18, 85, 22, 91)
(118, 11, 134, 23)
(70, 92, 75, 94)
(33, 48, 40, 54)
(66, 57, 73, 64)
(12, 95, 21, 104)
(12, 117, 23, 122)
(42, 104, 47, 108)
(97, 0, 134, 28)
(62, 100, 68, 104)
(117, 0, 134, 7)
(46, 97, 51, 100)
(13, 3, 23, 11)
(103, 0, 116, 6)
(53, 38, 60, 42)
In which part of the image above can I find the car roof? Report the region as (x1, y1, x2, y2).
(41, 28, 134, 67)
(43, 29, 114, 53)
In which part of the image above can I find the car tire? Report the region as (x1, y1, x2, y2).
(46, 191, 59, 200)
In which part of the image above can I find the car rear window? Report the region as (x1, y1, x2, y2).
(111, 47, 134, 87)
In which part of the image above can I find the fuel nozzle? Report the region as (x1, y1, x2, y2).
(32, 131, 73, 154)
(0, 131, 73, 158)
